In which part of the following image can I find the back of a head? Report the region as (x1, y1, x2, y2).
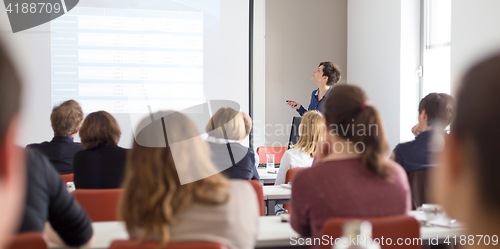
(0, 42, 23, 249)
(79, 111, 121, 149)
(292, 110, 325, 157)
(320, 61, 341, 86)
(0, 44, 21, 140)
(120, 111, 229, 245)
(50, 100, 83, 137)
(452, 54, 500, 213)
(241, 112, 252, 137)
(322, 84, 390, 178)
(418, 93, 456, 128)
(205, 108, 245, 141)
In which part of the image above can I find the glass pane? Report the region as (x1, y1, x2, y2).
(428, 0, 451, 47)
(423, 46, 451, 96)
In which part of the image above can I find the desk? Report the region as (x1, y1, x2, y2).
(49, 214, 464, 249)
(258, 168, 278, 184)
(263, 185, 291, 215)
(48, 217, 301, 249)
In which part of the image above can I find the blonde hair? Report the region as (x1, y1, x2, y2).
(241, 112, 252, 136)
(120, 111, 230, 246)
(291, 110, 326, 157)
(205, 108, 246, 140)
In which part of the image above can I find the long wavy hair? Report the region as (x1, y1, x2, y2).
(119, 111, 230, 246)
(322, 84, 390, 178)
(291, 110, 326, 157)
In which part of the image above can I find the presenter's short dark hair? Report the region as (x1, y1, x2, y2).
(319, 61, 341, 86)
(51, 100, 83, 137)
(418, 93, 455, 127)
(79, 111, 121, 149)
(0, 42, 22, 139)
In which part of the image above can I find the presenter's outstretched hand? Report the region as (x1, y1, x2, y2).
(286, 100, 301, 110)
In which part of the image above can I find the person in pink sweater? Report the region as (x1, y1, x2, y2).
(290, 84, 411, 245)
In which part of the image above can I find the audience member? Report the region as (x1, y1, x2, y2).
(0, 42, 25, 249)
(19, 149, 93, 246)
(392, 93, 455, 173)
(27, 100, 84, 174)
(274, 110, 325, 185)
(241, 112, 260, 168)
(120, 111, 259, 248)
(434, 54, 500, 249)
(290, 85, 410, 247)
(206, 108, 260, 180)
(73, 111, 127, 189)
(392, 93, 455, 209)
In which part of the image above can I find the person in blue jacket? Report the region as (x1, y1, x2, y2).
(287, 61, 341, 116)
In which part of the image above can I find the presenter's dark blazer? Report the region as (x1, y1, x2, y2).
(27, 136, 84, 175)
(208, 142, 260, 181)
(73, 144, 128, 189)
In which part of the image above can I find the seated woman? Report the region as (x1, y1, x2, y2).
(73, 111, 127, 189)
(274, 110, 325, 185)
(290, 85, 410, 247)
(120, 111, 259, 249)
(206, 108, 260, 180)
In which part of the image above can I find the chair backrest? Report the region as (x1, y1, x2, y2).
(60, 174, 74, 185)
(321, 215, 420, 249)
(282, 168, 305, 212)
(6, 233, 47, 249)
(72, 189, 123, 221)
(247, 180, 265, 216)
(407, 169, 430, 210)
(256, 147, 288, 164)
(108, 240, 228, 249)
(284, 168, 305, 184)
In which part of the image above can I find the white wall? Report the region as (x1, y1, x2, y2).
(451, 0, 500, 92)
(347, 0, 401, 149)
(265, 0, 347, 146)
(348, 0, 420, 149)
(400, 0, 421, 143)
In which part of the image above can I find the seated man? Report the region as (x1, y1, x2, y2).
(27, 100, 84, 174)
(392, 92, 455, 209)
(0, 41, 25, 249)
(19, 148, 93, 247)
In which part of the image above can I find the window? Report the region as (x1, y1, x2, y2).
(421, 0, 452, 97)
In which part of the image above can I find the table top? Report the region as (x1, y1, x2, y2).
(263, 185, 291, 200)
(257, 168, 278, 180)
(49, 213, 465, 249)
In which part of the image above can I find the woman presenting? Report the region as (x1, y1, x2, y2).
(287, 61, 341, 116)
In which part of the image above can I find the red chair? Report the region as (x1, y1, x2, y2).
(256, 147, 288, 164)
(72, 189, 123, 222)
(285, 168, 304, 184)
(60, 174, 74, 185)
(282, 168, 305, 212)
(248, 180, 265, 216)
(108, 240, 227, 249)
(6, 232, 47, 249)
(321, 215, 420, 249)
